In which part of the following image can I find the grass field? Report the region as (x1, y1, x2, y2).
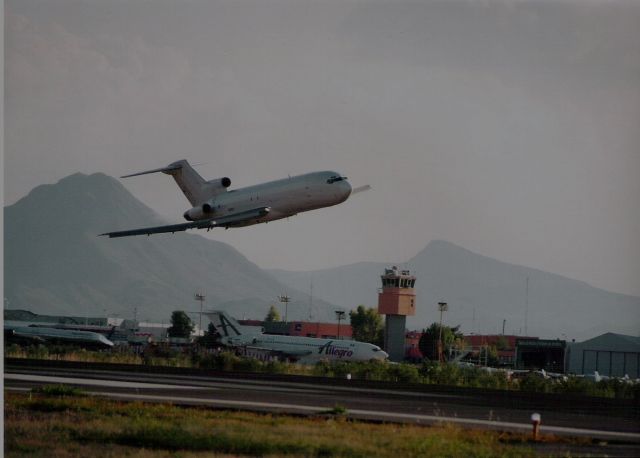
(4, 389, 545, 457)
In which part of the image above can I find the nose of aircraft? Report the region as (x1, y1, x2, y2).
(379, 350, 389, 360)
(341, 179, 352, 200)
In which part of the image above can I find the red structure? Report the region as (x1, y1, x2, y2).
(405, 330, 423, 361)
(238, 319, 352, 339)
(288, 321, 353, 339)
(463, 334, 534, 366)
(378, 267, 417, 316)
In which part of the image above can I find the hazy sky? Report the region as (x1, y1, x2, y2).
(5, 0, 640, 297)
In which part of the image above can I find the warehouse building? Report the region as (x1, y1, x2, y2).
(567, 333, 640, 378)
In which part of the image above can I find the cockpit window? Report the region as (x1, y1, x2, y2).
(327, 176, 347, 184)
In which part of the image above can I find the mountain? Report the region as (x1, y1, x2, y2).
(6, 174, 639, 340)
(269, 240, 640, 340)
(4, 173, 336, 323)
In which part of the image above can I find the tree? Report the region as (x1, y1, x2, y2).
(418, 323, 463, 361)
(167, 311, 194, 338)
(265, 305, 281, 322)
(349, 305, 384, 346)
(197, 322, 220, 348)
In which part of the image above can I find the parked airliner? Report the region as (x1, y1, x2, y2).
(4, 322, 114, 348)
(101, 159, 368, 238)
(207, 311, 388, 364)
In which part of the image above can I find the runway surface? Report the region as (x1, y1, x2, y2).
(4, 359, 639, 444)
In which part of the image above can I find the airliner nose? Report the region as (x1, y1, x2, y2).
(341, 180, 352, 199)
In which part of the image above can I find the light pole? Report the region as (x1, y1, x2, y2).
(278, 295, 291, 323)
(437, 302, 448, 363)
(195, 293, 206, 333)
(335, 310, 346, 339)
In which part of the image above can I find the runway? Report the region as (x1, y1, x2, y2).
(5, 359, 640, 444)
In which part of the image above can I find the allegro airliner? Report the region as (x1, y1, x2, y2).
(207, 311, 388, 364)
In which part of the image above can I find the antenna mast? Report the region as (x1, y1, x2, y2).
(524, 277, 529, 336)
(308, 277, 314, 321)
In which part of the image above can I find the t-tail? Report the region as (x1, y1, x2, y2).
(205, 310, 261, 345)
(121, 159, 231, 206)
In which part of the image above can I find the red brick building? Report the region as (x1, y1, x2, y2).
(238, 319, 353, 339)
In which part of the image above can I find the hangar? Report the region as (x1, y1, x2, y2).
(567, 333, 640, 377)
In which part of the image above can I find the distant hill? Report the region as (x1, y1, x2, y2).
(4, 173, 336, 323)
(269, 240, 640, 340)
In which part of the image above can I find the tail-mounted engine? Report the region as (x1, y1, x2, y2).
(183, 201, 216, 221)
(183, 177, 231, 221)
(204, 177, 231, 196)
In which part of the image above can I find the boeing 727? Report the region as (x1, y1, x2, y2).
(207, 311, 388, 364)
(101, 159, 368, 238)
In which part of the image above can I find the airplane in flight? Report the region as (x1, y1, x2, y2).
(207, 311, 389, 364)
(101, 159, 368, 238)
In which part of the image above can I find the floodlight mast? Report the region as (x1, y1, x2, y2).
(335, 310, 346, 340)
(278, 295, 291, 323)
(195, 293, 206, 332)
(437, 302, 448, 363)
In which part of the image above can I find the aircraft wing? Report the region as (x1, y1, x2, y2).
(254, 347, 313, 358)
(100, 207, 270, 238)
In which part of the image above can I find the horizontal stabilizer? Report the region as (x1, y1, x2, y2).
(351, 184, 371, 194)
(100, 207, 270, 238)
(121, 164, 182, 178)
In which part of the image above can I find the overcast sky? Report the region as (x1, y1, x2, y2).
(5, 0, 640, 297)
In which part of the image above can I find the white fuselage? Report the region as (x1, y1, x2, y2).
(224, 332, 388, 363)
(187, 171, 352, 226)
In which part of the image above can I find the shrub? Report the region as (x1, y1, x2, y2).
(387, 363, 422, 383)
(518, 372, 552, 393)
(32, 384, 85, 397)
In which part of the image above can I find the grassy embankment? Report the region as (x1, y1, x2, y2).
(6, 344, 640, 399)
(4, 389, 545, 457)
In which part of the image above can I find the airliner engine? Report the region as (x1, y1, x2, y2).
(183, 177, 231, 221)
(208, 177, 231, 189)
(183, 201, 215, 221)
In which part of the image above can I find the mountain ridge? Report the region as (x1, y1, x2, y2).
(269, 240, 640, 340)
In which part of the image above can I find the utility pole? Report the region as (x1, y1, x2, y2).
(278, 295, 291, 323)
(502, 319, 506, 335)
(437, 302, 448, 363)
(194, 293, 206, 333)
(524, 276, 529, 336)
(335, 310, 345, 340)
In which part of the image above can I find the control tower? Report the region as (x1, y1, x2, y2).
(377, 266, 416, 362)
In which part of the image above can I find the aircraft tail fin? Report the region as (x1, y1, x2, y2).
(122, 159, 212, 206)
(205, 311, 246, 338)
(205, 311, 262, 346)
